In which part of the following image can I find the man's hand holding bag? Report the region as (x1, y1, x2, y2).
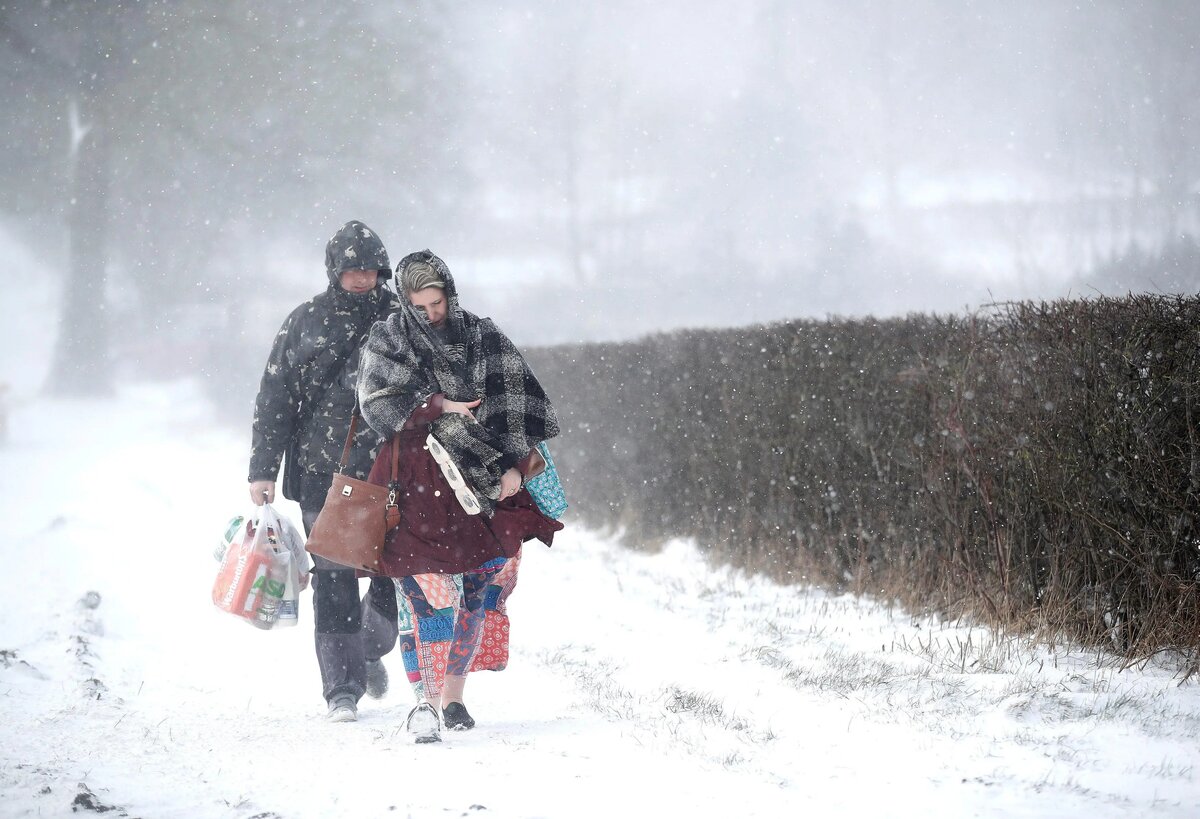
(305, 414, 401, 572)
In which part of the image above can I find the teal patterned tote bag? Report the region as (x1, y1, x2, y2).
(525, 442, 568, 519)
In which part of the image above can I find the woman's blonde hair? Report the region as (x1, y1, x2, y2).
(401, 260, 445, 295)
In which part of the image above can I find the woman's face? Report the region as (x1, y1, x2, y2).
(409, 286, 448, 327)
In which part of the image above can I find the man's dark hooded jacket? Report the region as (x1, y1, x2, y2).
(248, 221, 401, 501)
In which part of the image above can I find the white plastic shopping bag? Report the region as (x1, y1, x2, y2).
(212, 502, 297, 629)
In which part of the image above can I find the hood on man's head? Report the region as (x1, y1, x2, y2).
(325, 220, 392, 285)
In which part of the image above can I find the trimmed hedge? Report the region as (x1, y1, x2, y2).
(528, 294, 1200, 657)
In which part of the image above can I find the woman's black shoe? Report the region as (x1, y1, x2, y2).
(442, 702, 476, 730)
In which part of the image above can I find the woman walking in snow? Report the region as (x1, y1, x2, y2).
(357, 249, 562, 743)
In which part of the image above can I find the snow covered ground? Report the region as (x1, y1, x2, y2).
(2, 379, 1200, 818)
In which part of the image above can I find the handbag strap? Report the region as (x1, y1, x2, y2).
(336, 411, 399, 486)
(336, 413, 360, 472)
(391, 423, 401, 482)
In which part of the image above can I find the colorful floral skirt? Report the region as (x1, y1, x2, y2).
(395, 550, 521, 700)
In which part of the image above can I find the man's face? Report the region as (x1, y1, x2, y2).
(409, 286, 447, 327)
(339, 268, 378, 294)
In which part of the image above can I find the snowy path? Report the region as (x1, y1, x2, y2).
(2, 381, 1199, 818)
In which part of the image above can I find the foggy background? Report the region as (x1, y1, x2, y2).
(2, 0, 1198, 404)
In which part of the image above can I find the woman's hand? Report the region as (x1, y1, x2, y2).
(442, 398, 481, 419)
(499, 467, 523, 500)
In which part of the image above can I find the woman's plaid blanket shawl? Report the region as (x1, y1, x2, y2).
(357, 250, 559, 516)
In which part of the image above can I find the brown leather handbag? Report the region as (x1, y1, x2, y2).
(305, 414, 401, 572)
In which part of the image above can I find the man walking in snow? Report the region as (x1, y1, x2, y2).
(247, 220, 401, 722)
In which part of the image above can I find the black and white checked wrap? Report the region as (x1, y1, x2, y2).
(357, 250, 560, 516)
